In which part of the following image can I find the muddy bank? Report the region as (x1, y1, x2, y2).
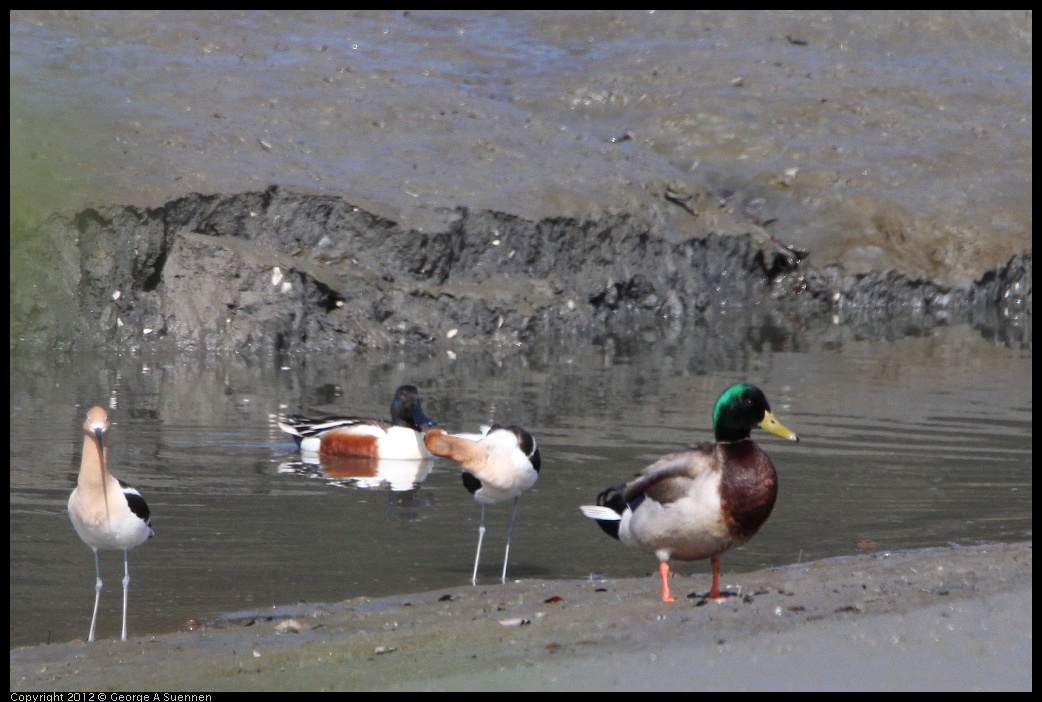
(9, 542, 1031, 691)
(10, 12, 1032, 359)
(9, 189, 1032, 359)
(11, 12, 1032, 287)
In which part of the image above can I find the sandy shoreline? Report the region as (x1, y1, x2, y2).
(10, 541, 1031, 691)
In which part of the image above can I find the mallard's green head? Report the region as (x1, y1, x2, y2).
(713, 383, 799, 443)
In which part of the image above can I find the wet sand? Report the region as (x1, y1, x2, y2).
(10, 541, 1031, 691)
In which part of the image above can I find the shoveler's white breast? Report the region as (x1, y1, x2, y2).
(620, 468, 738, 562)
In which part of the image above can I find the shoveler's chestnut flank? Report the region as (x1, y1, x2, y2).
(424, 424, 541, 585)
(580, 383, 798, 602)
(68, 406, 153, 642)
(279, 385, 437, 460)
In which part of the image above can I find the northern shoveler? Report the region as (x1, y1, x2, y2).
(424, 424, 541, 585)
(68, 406, 154, 642)
(279, 385, 437, 460)
(580, 383, 798, 602)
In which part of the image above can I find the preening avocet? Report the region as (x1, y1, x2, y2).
(423, 424, 541, 585)
(580, 383, 798, 602)
(67, 406, 153, 642)
(279, 385, 437, 460)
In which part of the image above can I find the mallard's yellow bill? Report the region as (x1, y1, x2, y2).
(759, 410, 799, 442)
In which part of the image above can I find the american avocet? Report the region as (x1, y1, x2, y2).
(580, 383, 798, 602)
(423, 424, 541, 585)
(279, 385, 437, 460)
(67, 406, 153, 641)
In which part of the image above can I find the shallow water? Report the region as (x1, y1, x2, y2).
(9, 324, 1031, 648)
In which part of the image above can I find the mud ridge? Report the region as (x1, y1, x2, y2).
(10, 187, 1031, 358)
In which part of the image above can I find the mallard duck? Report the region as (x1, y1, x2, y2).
(424, 424, 541, 585)
(279, 385, 437, 460)
(580, 383, 798, 602)
(68, 406, 153, 641)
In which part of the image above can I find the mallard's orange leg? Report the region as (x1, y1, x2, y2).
(659, 561, 675, 602)
(707, 556, 723, 600)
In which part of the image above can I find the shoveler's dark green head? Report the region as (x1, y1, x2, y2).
(390, 385, 437, 431)
(713, 383, 799, 443)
